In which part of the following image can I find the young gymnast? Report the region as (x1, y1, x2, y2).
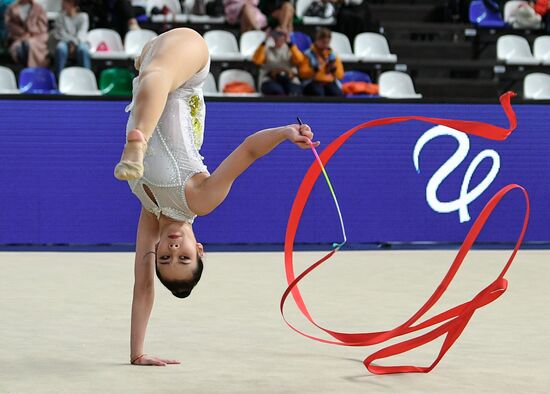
(114, 28, 319, 366)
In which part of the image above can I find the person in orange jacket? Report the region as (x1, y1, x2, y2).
(252, 27, 304, 95)
(298, 27, 344, 96)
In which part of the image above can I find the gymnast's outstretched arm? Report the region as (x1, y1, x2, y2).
(129, 209, 182, 366)
(129, 208, 159, 364)
(187, 124, 320, 216)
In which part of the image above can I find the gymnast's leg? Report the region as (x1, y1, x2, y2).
(114, 28, 209, 180)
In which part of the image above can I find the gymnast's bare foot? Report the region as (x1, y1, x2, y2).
(114, 129, 147, 181)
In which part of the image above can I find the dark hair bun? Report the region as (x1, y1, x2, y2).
(172, 290, 192, 299)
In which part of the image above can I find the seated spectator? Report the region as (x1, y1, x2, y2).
(223, 0, 266, 32)
(80, 0, 139, 37)
(298, 27, 344, 97)
(49, 0, 90, 77)
(252, 28, 303, 96)
(260, 0, 294, 33)
(5, 0, 48, 66)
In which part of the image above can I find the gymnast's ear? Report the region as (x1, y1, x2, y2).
(196, 243, 204, 258)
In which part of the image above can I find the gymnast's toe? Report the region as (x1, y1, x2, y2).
(114, 161, 144, 181)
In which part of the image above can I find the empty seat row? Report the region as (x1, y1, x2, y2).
(0, 63, 421, 98)
(0, 65, 420, 98)
(206, 30, 397, 63)
(497, 35, 550, 65)
(0, 66, 134, 96)
(87, 29, 158, 60)
(81, 28, 396, 64)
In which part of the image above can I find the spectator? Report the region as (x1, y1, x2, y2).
(5, 0, 48, 67)
(260, 0, 294, 33)
(80, 0, 139, 37)
(48, 0, 91, 77)
(223, 0, 266, 32)
(252, 28, 303, 96)
(298, 27, 344, 97)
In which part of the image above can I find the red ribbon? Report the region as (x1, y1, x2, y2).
(282, 92, 530, 374)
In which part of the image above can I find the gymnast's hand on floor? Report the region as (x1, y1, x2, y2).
(285, 124, 320, 149)
(131, 354, 181, 366)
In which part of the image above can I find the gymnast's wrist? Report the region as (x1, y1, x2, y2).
(280, 126, 294, 141)
(130, 353, 145, 364)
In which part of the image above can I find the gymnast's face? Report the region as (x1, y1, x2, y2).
(156, 222, 204, 281)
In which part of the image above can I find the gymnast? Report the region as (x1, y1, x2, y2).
(114, 28, 319, 366)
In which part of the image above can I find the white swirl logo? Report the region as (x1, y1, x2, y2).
(413, 126, 500, 223)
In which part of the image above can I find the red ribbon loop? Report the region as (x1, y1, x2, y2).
(282, 92, 530, 374)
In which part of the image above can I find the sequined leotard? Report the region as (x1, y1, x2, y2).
(125, 47, 211, 223)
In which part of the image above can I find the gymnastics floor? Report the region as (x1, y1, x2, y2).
(1, 250, 548, 393)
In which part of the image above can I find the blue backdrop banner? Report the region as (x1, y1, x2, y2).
(0, 99, 547, 245)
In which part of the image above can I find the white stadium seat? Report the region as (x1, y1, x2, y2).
(378, 71, 422, 99)
(218, 69, 260, 96)
(0, 66, 19, 94)
(124, 29, 158, 58)
(523, 73, 550, 99)
(204, 30, 244, 61)
(330, 32, 358, 62)
(59, 67, 101, 96)
(496, 35, 540, 65)
(87, 29, 128, 60)
(203, 72, 219, 96)
(354, 33, 397, 63)
(239, 30, 266, 60)
(533, 36, 550, 65)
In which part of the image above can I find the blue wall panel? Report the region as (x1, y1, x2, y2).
(0, 99, 548, 245)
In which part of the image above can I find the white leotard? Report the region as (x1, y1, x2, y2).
(125, 46, 210, 223)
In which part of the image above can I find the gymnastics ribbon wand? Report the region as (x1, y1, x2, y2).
(297, 116, 347, 250)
